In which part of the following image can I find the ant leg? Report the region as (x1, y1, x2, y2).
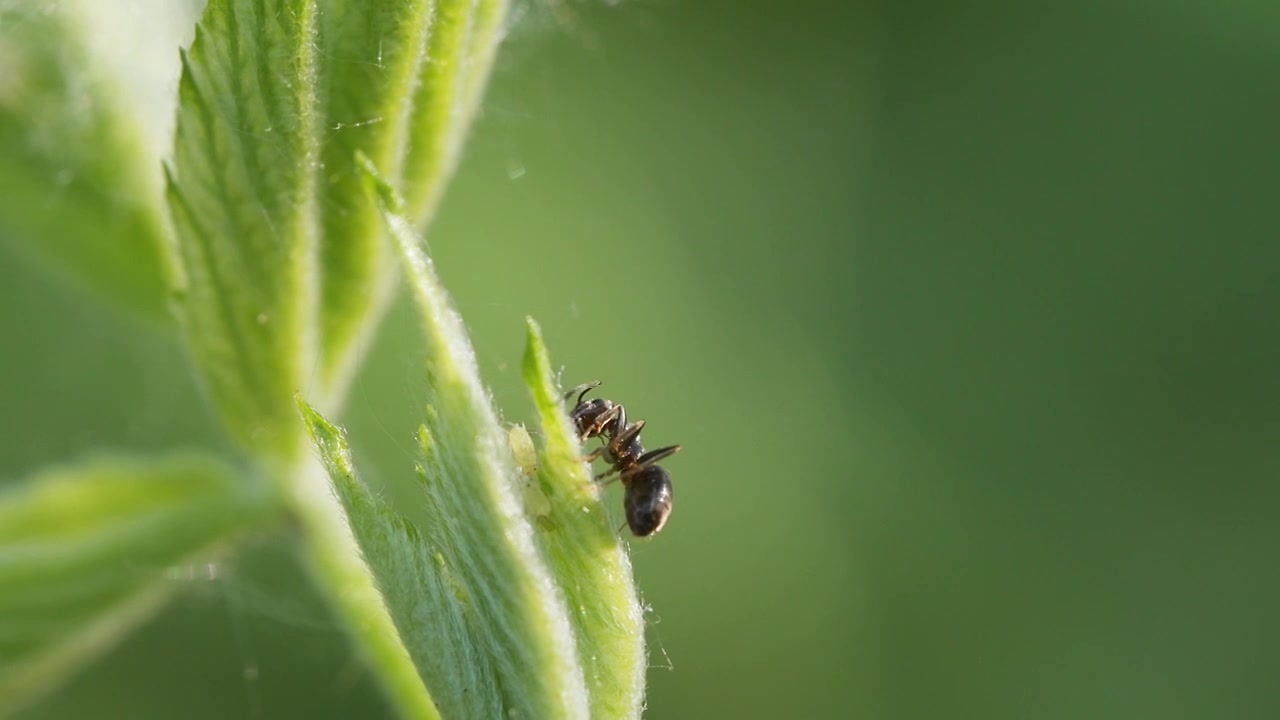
(563, 381, 601, 405)
(608, 419, 646, 450)
(595, 464, 622, 483)
(582, 446, 604, 463)
(636, 444, 680, 467)
(606, 403, 628, 437)
(621, 445, 682, 479)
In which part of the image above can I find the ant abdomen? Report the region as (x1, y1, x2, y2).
(623, 465, 674, 537)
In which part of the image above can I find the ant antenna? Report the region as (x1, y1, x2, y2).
(564, 381, 601, 405)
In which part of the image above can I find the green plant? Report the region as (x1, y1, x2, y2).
(0, 1, 645, 717)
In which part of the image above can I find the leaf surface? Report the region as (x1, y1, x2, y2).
(0, 0, 198, 317)
(0, 454, 277, 716)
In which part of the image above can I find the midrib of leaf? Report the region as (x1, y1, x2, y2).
(312, 0, 434, 399)
(166, 0, 321, 458)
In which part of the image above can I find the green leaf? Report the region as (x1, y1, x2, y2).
(523, 318, 647, 720)
(166, 0, 322, 458)
(403, 0, 509, 223)
(167, 0, 513, 455)
(299, 400, 587, 719)
(0, 0, 195, 318)
(311, 0, 511, 393)
(297, 158, 594, 718)
(311, 0, 433, 394)
(0, 453, 279, 716)
(294, 405, 444, 720)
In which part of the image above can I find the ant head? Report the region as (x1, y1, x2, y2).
(624, 465, 674, 537)
(570, 397, 615, 426)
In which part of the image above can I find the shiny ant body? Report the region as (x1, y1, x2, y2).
(565, 382, 680, 537)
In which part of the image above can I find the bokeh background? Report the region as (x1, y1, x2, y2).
(4, 0, 1280, 718)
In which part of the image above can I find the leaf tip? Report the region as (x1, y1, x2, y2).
(296, 395, 354, 478)
(178, 43, 193, 71)
(294, 392, 319, 422)
(524, 316, 544, 348)
(522, 316, 558, 406)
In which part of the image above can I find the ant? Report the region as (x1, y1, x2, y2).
(564, 381, 680, 537)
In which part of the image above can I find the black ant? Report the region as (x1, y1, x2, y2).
(564, 382, 680, 537)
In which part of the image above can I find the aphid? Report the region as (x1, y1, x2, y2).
(507, 424, 539, 477)
(508, 424, 550, 518)
(564, 382, 681, 537)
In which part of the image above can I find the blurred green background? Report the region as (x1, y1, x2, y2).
(5, 0, 1280, 718)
